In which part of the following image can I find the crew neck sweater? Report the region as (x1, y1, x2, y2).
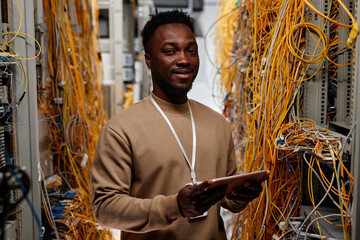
(91, 93, 244, 240)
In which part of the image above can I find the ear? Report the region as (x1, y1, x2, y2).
(145, 53, 151, 69)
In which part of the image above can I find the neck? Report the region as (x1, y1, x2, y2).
(150, 93, 189, 115)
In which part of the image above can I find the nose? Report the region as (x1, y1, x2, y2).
(176, 51, 190, 66)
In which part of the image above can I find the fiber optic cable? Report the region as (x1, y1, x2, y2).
(215, 0, 356, 239)
(38, 0, 111, 238)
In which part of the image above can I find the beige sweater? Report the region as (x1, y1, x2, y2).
(91, 94, 244, 240)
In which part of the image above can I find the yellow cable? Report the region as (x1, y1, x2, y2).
(0, 31, 42, 60)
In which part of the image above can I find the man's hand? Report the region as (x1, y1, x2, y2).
(176, 181, 226, 218)
(226, 171, 269, 206)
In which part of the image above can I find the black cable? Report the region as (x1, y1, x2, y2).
(0, 165, 30, 240)
(0, 141, 43, 240)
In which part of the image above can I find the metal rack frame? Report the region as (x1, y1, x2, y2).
(13, 0, 41, 239)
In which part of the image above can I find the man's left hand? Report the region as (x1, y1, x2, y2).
(225, 180, 264, 206)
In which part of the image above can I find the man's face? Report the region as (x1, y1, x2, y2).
(145, 23, 199, 103)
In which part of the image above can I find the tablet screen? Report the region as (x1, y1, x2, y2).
(205, 170, 269, 193)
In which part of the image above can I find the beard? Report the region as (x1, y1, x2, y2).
(158, 79, 193, 97)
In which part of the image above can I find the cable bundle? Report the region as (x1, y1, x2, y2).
(275, 118, 353, 239)
(39, 0, 110, 239)
(215, 0, 356, 239)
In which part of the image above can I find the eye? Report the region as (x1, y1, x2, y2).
(187, 49, 197, 55)
(164, 49, 176, 55)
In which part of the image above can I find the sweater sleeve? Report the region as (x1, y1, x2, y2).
(220, 124, 247, 213)
(91, 126, 181, 233)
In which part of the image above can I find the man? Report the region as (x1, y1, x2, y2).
(91, 9, 266, 240)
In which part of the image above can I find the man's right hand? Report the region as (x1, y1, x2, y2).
(176, 181, 226, 218)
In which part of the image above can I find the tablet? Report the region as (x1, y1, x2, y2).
(205, 170, 269, 193)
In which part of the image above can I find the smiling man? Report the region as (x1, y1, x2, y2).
(91, 9, 265, 240)
(144, 22, 199, 103)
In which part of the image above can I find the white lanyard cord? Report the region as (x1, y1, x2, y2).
(150, 95, 197, 185)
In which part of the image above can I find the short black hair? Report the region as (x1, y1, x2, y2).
(141, 9, 194, 54)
